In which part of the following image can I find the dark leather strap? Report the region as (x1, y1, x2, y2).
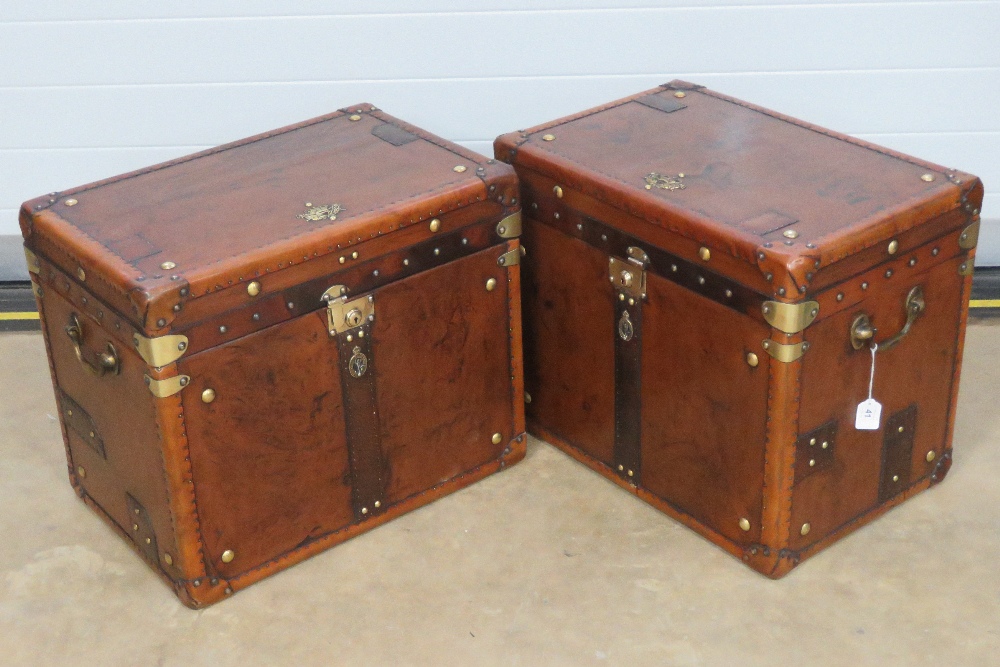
(613, 294, 642, 484)
(879, 404, 917, 503)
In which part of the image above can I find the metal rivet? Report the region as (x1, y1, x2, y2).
(486, 278, 497, 291)
(349, 114, 361, 121)
(628, 298, 635, 306)
(800, 523, 811, 536)
(887, 240, 899, 255)
(809, 438, 817, 446)
(553, 185, 564, 198)
(156, 318, 166, 328)
(746, 352, 759, 367)
(627, 470, 634, 477)
(836, 292, 844, 302)
(66, 410, 73, 417)
(809, 459, 816, 467)
(861, 282, 869, 290)
(699, 247, 711, 261)
(88, 431, 95, 438)
(373, 270, 379, 277)
(160, 261, 177, 270)
(932, 248, 940, 256)
(145, 537, 151, 545)
(926, 451, 936, 462)
(908, 258, 917, 267)
(461, 238, 469, 245)
(132, 524, 139, 532)
(201, 388, 216, 403)
(163, 553, 173, 566)
(247, 281, 261, 297)
(892, 475, 899, 483)
(134, 508, 140, 515)
(287, 301, 295, 309)
(542, 134, 555, 141)
(352, 251, 359, 260)
(898, 425, 904, 433)
(725, 289, 733, 298)
(358, 330, 364, 338)
(777, 287, 785, 296)
(433, 248, 440, 256)
(492, 432, 503, 445)
(77, 267, 86, 281)
(219, 325, 228, 334)
(221, 550, 235, 563)
(554, 212, 560, 220)
(600, 234, 607, 242)
(739, 518, 751, 532)
(374, 501, 381, 508)
(77, 466, 86, 478)
(921, 173, 935, 182)
(429, 219, 441, 232)
(618, 465, 624, 471)
(339, 256, 346, 264)
(346, 334, 353, 342)
(453, 165, 467, 173)
(698, 276, 706, 285)
(403, 258, 410, 266)
(885, 269, 893, 278)
(674, 91, 686, 98)
(252, 312, 260, 321)
(179, 377, 189, 387)
(524, 391, 532, 404)
(821, 441, 829, 449)
(361, 507, 368, 515)
(65, 198, 78, 206)
(783, 229, 799, 239)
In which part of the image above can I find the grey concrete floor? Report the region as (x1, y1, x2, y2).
(1, 326, 998, 667)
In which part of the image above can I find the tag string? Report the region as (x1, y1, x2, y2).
(867, 342, 878, 400)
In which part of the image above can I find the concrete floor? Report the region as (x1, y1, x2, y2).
(1, 326, 998, 667)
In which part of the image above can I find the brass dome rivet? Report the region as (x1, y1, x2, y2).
(145, 537, 151, 545)
(553, 185, 564, 198)
(221, 550, 235, 563)
(926, 450, 936, 463)
(247, 281, 261, 297)
(339, 256, 346, 264)
(132, 524, 139, 532)
(352, 251, 359, 260)
(921, 173, 935, 182)
(163, 553, 173, 566)
(800, 522, 811, 536)
(809, 459, 816, 467)
(486, 278, 497, 291)
(361, 507, 368, 515)
(699, 247, 711, 261)
(66, 410, 73, 417)
(836, 292, 844, 302)
(65, 198, 78, 206)
(618, 465, 624, 471)
(674, 91, 686, 98)
(77, 466, 86, 479)
(524, 391, 532, 404)
(429, 218, 441, 232)
(349, 114, 361, 121)
(783, 229, 799, 239)
(892, 475, 899, 482)
(887, 240, 899, 255)
(627, 469, 634, 477)
(898, 425, 904, 433)
(201, 388, 216, 403)
(821, 441, 829, 449)
(809, 438, 816, 446)
(746, 352, 759, 367)
(542, 134, 555, 141)
(160, 261, 177, 270)
(861, 281, 869, 290)
(492, 432, 503, 445)
(374, 501, 381, 508)
(739, 518, 751, 532)
(453, 165, 467, 173)
(77, 267, 86, 281)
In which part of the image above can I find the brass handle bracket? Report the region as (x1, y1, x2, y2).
(65, 314, 120, 376)
(849, 285, 926, 352)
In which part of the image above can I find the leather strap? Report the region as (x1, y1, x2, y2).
(879, 404, 917, 503)
(613, 293, 642, 484)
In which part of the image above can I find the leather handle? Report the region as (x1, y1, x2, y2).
(65, 314, 120, 376)
(850, 285, 926, 352)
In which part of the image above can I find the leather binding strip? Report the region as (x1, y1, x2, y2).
(794, 420, 837, 485)
(879, 404, 917, 503)
(126, 493, 160, 565)
(613, 292, 643, 484)
(336, 319, 388, 521)
(58, 390, 107, 458)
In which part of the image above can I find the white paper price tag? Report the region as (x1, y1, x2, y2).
(855, 398, 882, 430)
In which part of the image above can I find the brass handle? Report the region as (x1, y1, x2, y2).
(849, 285, 926, 351)
(65, 314, 120, 376)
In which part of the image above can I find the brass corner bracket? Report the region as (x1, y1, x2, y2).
(24, 247, 40, 274)
(762, 300, 820, 334)
(498, 246, 525, 267)
(144, 374, 190, 398)
(761, 339, 810, 363)
(959, 219, 980, 250)
(133, 332, 189, 368)
(496, 211, 522, 239)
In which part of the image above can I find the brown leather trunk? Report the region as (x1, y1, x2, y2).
(22, 106, 526, 607)
(495, 81, 982, 577)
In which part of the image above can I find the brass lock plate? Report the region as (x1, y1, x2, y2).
(321, 285, 375, 336)
(609, 256, 647, 300)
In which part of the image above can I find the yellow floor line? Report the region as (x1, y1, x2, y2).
(0, 312, 40, 320)
(970, 300, 1000, 308)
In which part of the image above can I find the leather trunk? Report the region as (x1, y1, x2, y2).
(22, 105, 526, 607)
(495, 81, 982, 577)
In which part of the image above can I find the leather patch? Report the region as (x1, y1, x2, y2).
(739, 211, 799, 236)
(371, 122, 418, 147)
(613, 295, 642, 483)
(879, 404, 917, 503)
(105, 233, 160, 264)
(337, 319, 389, 520)
(636, 93, 687, 114)
(58, 390, 106, 458)
(794, 420, 837, 485)
(126, 494, 159, 565)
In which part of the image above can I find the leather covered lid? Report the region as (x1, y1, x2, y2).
(22, 106, 516, 332)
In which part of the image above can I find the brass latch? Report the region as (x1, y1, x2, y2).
(321, 285, 375, 336)
(609, 246, 650, 300)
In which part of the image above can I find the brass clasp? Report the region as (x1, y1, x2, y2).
(321, 285, 374, 337)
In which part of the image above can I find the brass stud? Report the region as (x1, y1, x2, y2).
(163, 553, 173, 566)
(201, 388, 216, 403)
(926, 450, 936, 463)
(160, 261, 177, 270)
(524, 391, 532, 404)
(821, 441, 829, 449)
(145, 537, 151, 545)
(887, 240, 899, 255)
(492, 432, 503, 445)
(861, 281, 869, 290)
(541, 134, 555, 141)
(132, 524, 139, 532)
(618, 465, 624, 471)
(553, 185, 564, 198)
(699, 247, 711, 261)
(809, 438, 816, 446)
(339, 256, 346, 264)
(64, 198, 79, 206)
(809, 459, 816, 467)
(627, 470, 634, 477)
(921, 173, 935, 182)
(746, 352, 759, 367)
(673, 91, 686, 98)
(486, 278, 497, 291)
(352, 251, 359, 260)
(429, 218, 441, 232)
(77, 465, 86, 479)
(783, 229, 799, 239)
(247, 281, 261, 297)
(77, 267, 86, 281)
(221, 550, 235, 563)
(739, 518, 751, 532)
(800, 523, 811, 536)
(374, 501, 381, 508)
(361, 507, 368, 515)
(66, 410, 73, 417)
(898, 425, 904, 433)
(349, 114, 362, 121)
(453, 165, 467, 173)
(892, 475, 899, 483)
(836, 292, 844, 302)
(885, 269, 893, 278)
